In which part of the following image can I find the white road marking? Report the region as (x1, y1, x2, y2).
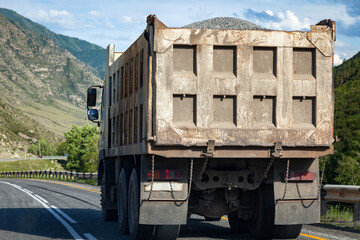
(22, 189, 33, 194)
(51, 205, 77, 224)
(0, 181, 84, 240)
(35, 194, 49, 203)
(84, 233, 97, 240)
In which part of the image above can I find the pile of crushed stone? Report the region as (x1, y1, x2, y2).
(183, 17, 266, 30)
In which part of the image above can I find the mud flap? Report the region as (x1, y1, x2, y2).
(273, 158, 320, 224)
(138, 156, 189, 225)
(139, 201, 188, 225)
(274, 199, 320, 224)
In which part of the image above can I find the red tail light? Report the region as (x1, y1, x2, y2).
(285, 171, 316, 182)
(147, 170, 182, 180)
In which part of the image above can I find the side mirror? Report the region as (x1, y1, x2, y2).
(87, 109, 99, 121)
(87, 88, 97, 107)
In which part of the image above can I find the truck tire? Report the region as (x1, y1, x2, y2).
(128, 169, 155, 240)
(154, 225, 180, 240)
(204, 217, 221, 221)
(273, 224, 302, 239)
(117, 169, 129, 234)
(228, 213, 249, 233)
(248, 184, 275, 238)
(248, 184, 302, 239)
(101, 174, 117, 221)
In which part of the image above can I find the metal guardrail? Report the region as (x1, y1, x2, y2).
(0, 170, 98, 182)
(323, 185, 360, 203)
(322, 184, 360, 223)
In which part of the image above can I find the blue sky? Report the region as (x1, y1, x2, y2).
(1, 0, 359, 65)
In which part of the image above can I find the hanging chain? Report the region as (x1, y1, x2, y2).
(317, 157, 327, 200)
(281, 159, 290, 200)
(198, 158, 208, 181)
(187, 158, 194, 200)
(171, 158, 194, 207)
(263, 158, 275, 180)
(147, 155, 155, 201)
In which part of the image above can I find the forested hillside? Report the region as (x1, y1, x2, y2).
(325, 52, 360, 185)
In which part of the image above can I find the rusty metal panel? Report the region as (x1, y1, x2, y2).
(103, 16, 335, 158)
(152, 20, 335, 149)
(105, 32, 150, 157)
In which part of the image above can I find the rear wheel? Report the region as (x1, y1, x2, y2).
(101, 174, 117, 221)
(228, 213, 249, 233)
(128, 169, 155, 240)
(117, 169, 129, 234)
(248, 184, 302, 239)
(204, 216, 221, 221)
(154, 225, 180, 240)
(273, 224, 302, 239)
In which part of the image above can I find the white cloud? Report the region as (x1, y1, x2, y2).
(334, 54, 343, 66)
(49, 10, 71, 18)
(262, 10, 311, 30)
(336, 7, 359, 27)
(89, 10, 101, 17)
(27, 9, 76, 29)
(122, 16, 132, 23)
(105, 20, 115, 28)
(336, 41, 345, 47)
(265, 10, 274, 16)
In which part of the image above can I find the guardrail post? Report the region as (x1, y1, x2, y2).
(354, 203, 360, 222)
(321, 199, 327, 217)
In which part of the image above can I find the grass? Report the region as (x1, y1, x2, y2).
(322, 204, 353, 222)
(320, 204, 360, 230)
(0, 159, 66, 172)
(0, 159, 97, 186)
(17, 99, 88, 137)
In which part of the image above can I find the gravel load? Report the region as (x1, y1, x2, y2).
(183, 17, 266, 30)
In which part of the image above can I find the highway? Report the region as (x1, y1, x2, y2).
(0, 179, 359, 240)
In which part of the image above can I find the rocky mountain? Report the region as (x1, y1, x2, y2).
(0, 9, 103, 157)
(0, 8, 106, 78)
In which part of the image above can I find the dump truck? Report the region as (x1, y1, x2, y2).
(86, 15, 336, 240)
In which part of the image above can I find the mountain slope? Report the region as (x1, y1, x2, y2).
(0, 98, 55, 158)
(0, 13, 100, 107)
(0, 8, 106, 78)
(0, 11, 102, 157)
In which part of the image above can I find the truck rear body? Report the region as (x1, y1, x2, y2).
(89, 15, 335, 239)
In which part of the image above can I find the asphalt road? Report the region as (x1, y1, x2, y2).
(0, 179, 359, 240)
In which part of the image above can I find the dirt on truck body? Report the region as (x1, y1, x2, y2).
(86, 15, 336, 240)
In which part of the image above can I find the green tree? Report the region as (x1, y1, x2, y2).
(335, 155, 360, 185)
(63, 125, 99, 172)
(28, 138, 57, 156)
(81, 135, 99, 172)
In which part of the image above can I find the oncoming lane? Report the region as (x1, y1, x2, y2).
(0, 180, 74, 240)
